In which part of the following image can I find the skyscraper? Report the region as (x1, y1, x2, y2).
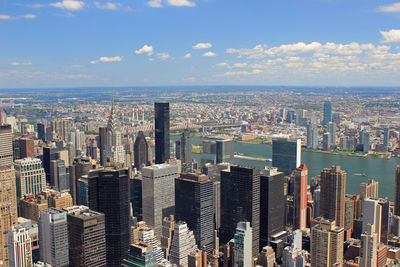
(293, 164, 308, 230)
(154, 102, 170, 164)
(175, 173, 214, 251)
(310, 218, 344, 267)
(38, 208, 69, 267)
(0, 125, 13, 168)
(69, 156, 93, 205)
(216, 139, 234, 164)
(14, 158, 46, 198)
(221, 165, 260, 257)
(383, 127, 390, 149)
(104, 99, 126, 165)
(86, 166, 130, 266)
(50, 159, 69, 191)
(327, 122, 336, 149)
(362, 198, 382, 244)
(259, 167, 285, 248)
(272, 138, 301, 175)
(323, 101, 332, 126)
(134, 131, 149, 171)
(142, 164, 177, 238)
(8, 226, 32, 267)
(169, 221, 198, 267)
(13, 138, 34, 160)
(394, 166, 400, 216)
(43, 146, 59, 183)
(66, 206, 106, 267)
(37, 123, 46, 142)
(177, 129, 192, 171)
(98, 127, 107, 166)
(306, 123, 318, 149)
(360, 224, 378, 267)
(359, 131, 370, 153)
(234, 222, 253, 267)
(319, 165, 347, 228)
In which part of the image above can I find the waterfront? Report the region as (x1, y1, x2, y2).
(176, 136, 400, 201)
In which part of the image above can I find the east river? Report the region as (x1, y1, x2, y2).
(172, 136, 400, 201)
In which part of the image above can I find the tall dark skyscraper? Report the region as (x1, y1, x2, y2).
(175, 173, 214, 252)
(87, 166, 130, 267)
(98, 127, 107, 166)
(259, 167, 285, 248)
(37, 123, 46, 142)
(221, 165, 260, 257)
(216, 139, 234, 164)
(176, 129, 192, 171)
(154, 102, 170, 164)
(272, 138, 301, 175)
(43, 146, 59, 183)
(134, 131, 149, 171)
(323, 101, 332, 126)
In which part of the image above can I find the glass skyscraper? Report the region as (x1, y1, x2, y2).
(323, 101, 332, 126)
(154, 102, 170, 164)
(272, 138, 301, 176)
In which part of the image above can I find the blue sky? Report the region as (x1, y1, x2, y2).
(1, 0, 400, 88)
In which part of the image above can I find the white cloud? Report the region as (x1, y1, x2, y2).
(182, 77, 196, 82)
(90, 56, 122, 64)
(233, 62, 248, 68)
(184, 53, 192, 58)
(202, 51, 217, 57)
(381, 29, 400, 43)
(135, 45, 154, 56)
(11, 62, 32, 66)
(214, 62, 229, 67)
(156, 52, 171, 60)
(193, 42, 212, 50)
(166, 0, 195, 7)
(0, 14, 37, 20)
(218, 69, 263, 77)
(50, 0, 85, 11)
(377, 2, 400, 13)
(95, 2, 122, 10)
(147, 0, 163, 8)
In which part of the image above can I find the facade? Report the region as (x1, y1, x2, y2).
(359, 179, 379, 200)
(234, 222, 253, 267)
(320, 165, 347, 228)
(13, 138, 34, 160)
(323, 101, 332, 126)
(169, 221, 198, 267)
(0, 125, 13, 168)
(66, 206, 106, 267)
(142, 164, 177, 238)
(307, 123, 318, 149)
(131, 175, 143, 221)
(272, 138, 301, 175)
(293, 164, 308, 230)
(221, 165, 260, 257)
(134, 131, 149, 170)
(38, 208, 69, 267)
(154, 102, 170, 164)
(8, 226, 32, 267)
(175, 173, 214, 252)
(121, 243, 157, 267)
(310, 218, 344, 267)
(260, 167, 285, 248)
(216, 139, 234, 164)
(14, 158, 46, 198)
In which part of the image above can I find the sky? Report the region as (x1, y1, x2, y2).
(1, 0, 400, 88)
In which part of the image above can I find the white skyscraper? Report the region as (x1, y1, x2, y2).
(169, 221, 198, 267)
(362, 198, 382, 244)
(8, 226, 32, 267)
(234, 221, 253, 267)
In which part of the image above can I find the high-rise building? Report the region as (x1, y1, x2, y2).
(14, 158, 46, 199)
(131, 175, 143, 221)
(0, 110, 7, 125)
(216, 139, 234, 164)
(362, 198, 382, 244)
(65, 205, 106, 267)
(272, 138, 301, 175)
(137, 227, 164, 264)
(360, 224, 378, 267)
(327, 122, 336, 149)
(378, 198, 390, 245)
(306, 123, 318, 149)
(360, 131, 370, 153)
(38, 208, 69, 267)
(121, 243, 157, 267)
(234, 222, 253, 267)
(43, 147, 59, 183)
(319, 165, 346, 228)
(134, 131, 149, 171)
(37, 123, 46, 142)
(383, 127, 390, 149)
(259, 167, 285, 248)
(221, 165, 260, 257)
(69, 156, 93, 205)
(175, 173, 214, 251)
(0, 125, 13, 168)
(142, 164, 177, 238)
(359, 179, 379, 200)
(394, 166, 400, 216)
(50, 159, 69, 191)
(293, 164, 308, 230)
(86, 166, 130, 266)
(169, 221, 198, 267)
(310, 218, 344, 267)
(177, 130, 192, 171)
(104, 99, 126, 165)
(323, 101, 332, 126)
(8, 225, 32, 267)
(161, 215, 175, 260)
(13, 138, 34, 160)
(154, 102, 170, 164)
(98, 127, 107, 166)
(322, 132, 331, 149)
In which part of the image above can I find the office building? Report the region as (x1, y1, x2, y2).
(360, 131, 370, 153)
(383, 127, 390, 150)
(322, 132, 331, 150)
(98, 127, 107, 166)
(323, 101, 332, 126)
(43, 147, 59, 183)
(310, 218, 344, 267)
(161, 215, 175, 260)
(272, 138, 301, 175)
(175, 173, 214, 251)
(38, 208, 69, 267)
(362, 198, 382, 244)
(121, 243, 157, 267)
(169, 221, 198, 267)
(20, 195, 49, 222)
(14, 158, 46, 198)
(260, 167, 285, 248)
(216, 139, 234, 164)
(86, 166, 130, 266)
(360, 224, 378, 267)
(319, 165, 347, 228)
(395, 166, 400, 216)
(131, 175, 143, 221)
(378, 199, 390, 245)
(69, 156, 93, 205)
(234, 222, 253, 267)
(50, 159, 69, 191)
(221, 165, 260, 257)
(0, 125, 13, 168)
(13, 138, 34, 160)
(154, 102, 170, 164)
(306, 123, 318, 149)
(293, 164, 308, 230)
(137, 227, 164, 264)
(8, 226, 32, 267)
(66, 206, 106, 267)
(176, 130, 192, 171)
(134, 131, 149, 170)
(104, 99, 126, 165)
(328, 122, 336, 149)
(142, 164, 177, 238)
(37, 123, 46, 142)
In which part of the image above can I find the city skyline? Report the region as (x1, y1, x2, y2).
(1, 0, 400, 88)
